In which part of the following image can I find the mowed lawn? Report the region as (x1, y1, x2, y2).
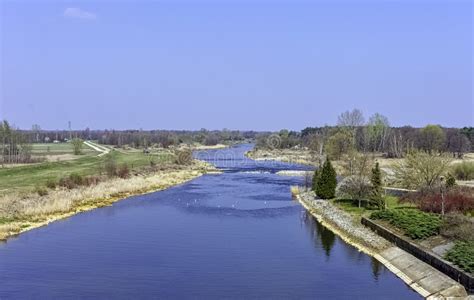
(0, 150, 175, 194)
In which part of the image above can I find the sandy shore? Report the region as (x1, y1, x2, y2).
(0, 161, 219, 241)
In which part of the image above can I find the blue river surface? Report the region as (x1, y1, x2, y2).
(0, 144, 420, 299)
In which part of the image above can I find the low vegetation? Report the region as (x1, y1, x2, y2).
(445, 241, 474, 274)
(440, 214, 474, 241)
(452, 161, 474, 180)
(401, 186, 474, 215)
(0, 168, 209, 240)
(370, 209, 442, 239)
(0, 150, 174, 194)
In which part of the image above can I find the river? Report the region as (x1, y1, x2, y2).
(0, 144, 419, 298)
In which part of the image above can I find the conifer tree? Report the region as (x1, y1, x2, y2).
(370, 162, 384, 209)
(315, 159, 337, 199)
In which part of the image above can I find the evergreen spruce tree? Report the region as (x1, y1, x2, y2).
(370, 162, 384, 209)
(315, 159, 337, 199)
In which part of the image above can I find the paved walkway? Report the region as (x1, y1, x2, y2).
(376, 247, 467, 298)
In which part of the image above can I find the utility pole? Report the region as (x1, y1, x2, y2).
(68, 121, 72, 140)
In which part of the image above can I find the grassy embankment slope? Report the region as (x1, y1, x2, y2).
(0, 143, 217, 240)
(0, 148, 170, 194)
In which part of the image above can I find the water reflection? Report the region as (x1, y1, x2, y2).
(371, 257, 383, 280)
(302, 211, 336, 257)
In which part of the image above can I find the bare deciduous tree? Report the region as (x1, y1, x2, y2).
(393, 151, 452, 189)
(366, 113, 390, 152)
(337, 109, 365, 128)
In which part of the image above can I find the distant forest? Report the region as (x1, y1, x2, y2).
(1, 109, 473, 164)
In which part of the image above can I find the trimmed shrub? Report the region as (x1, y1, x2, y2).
(315, 159, 337, 199)
(370, 209, 442, 239)
(445, 241, 474, 274)
(452, 162, 474, 180)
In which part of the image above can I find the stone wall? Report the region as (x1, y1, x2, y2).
(361, 217, 474, 293)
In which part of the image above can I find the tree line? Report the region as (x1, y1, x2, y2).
(256, 109, 473, 159)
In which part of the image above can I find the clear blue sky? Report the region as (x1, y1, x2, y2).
(1, 0, 472, 131)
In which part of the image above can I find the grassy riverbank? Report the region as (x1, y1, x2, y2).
(0, 147, 219, 241)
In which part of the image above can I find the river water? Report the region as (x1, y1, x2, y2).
(0, 144, 419, 299)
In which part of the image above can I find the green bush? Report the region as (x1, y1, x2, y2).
(452, 162, 474, 180)
(370, 209, 442, 239)
(58, 173, 84, 189)
(35, 186, 48, 196)
(69, 173, 84, 185)
(445, 241, 474, 274)
(45, 179, 57, 189)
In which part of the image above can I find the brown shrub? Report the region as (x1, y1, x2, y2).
(441, 214, 474, 241)
(58, 177, 76, 189)
(35, 186, 48, 196)
(104, 155, 117, 177)
(83, 176, 101, 186)
(58, 173, 85, 189)
(117, 164, 130, 179)
(45, 179, 57, 189)
(401, 186, 474, 214)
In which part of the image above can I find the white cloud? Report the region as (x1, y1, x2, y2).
(63, 7, 97, 20)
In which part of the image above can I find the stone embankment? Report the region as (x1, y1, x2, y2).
(297, 190, 469, 299)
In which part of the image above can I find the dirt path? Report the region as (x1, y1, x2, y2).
(84, 141, 110, 157)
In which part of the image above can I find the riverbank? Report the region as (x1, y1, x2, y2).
(0, 160, 218, 241)
(296, 190, 469, 298)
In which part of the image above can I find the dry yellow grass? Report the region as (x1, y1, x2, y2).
(0, 162, 218, 240)
(290, 186, 300, 198)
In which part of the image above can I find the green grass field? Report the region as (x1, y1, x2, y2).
(0, 150, 174, 194)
